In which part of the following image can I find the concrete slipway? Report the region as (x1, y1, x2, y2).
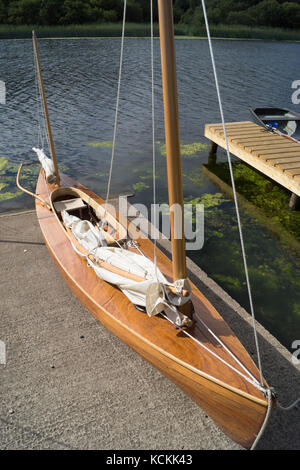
(0, 207, 300, 450)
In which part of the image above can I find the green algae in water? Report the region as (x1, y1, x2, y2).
(209, 161, 300, 241)
(185, 188, 300, 350)
(0, 156, 28, 202)
(128, 161, 165, 195)
(0, 156, 12, 173)
(213, 274, 243, 293)
(0, 190, 22, 202)
(0, 156, 69, 204)
(86, 141, 113, 148)
(180, 142, 208, 156)
(135, 168, 160, 182)
(0, 182, 8, 191)
(58, 162, 69, 173)
(133, 181, 150, 192)
(187, 193, 227, 209)
(157, 141, 207, 157)
(183, 171, 206, 188)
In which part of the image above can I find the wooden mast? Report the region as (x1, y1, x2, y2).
(157, 0, 186, 282)
(32, 31, 60, 186)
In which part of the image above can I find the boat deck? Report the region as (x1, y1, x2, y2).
(204, 121, 300, 198)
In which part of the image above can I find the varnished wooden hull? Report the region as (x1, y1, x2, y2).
(35, 170, 274, 448)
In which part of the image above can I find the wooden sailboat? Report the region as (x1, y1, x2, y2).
(17, 1, 275, 449)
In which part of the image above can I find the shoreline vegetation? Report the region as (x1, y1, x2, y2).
(1, 22, 300, 41)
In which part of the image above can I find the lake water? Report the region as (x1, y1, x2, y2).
(1, 37, 300, 351)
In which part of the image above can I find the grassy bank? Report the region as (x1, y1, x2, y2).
(187, 23, 300, 41)
(0, 22, 162, 39)
(0, 22, 300, 41)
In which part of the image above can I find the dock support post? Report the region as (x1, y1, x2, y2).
(289, 193, 300, 211)
(208, 141, 218, 165)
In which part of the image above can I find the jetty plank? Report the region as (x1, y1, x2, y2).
(204, 121, 300, 197)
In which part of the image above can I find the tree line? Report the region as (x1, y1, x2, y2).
(178, 0, 300, 29)
(0, 0, 299, 29)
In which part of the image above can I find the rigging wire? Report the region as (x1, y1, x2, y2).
(104, 0, 127, 214)
(201, 0, 264, 388)
(150, 0, 158, 274)
(194, 312, 261, 385)
(161, 312, 266, 393)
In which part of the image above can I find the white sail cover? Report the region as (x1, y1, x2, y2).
(32, 147, 55, 183)
(63, 211, 192, 326)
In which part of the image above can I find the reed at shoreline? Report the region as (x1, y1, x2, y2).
(1, 22, 300, 41)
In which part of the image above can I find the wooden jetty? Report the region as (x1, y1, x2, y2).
(204, 121, 300, 209)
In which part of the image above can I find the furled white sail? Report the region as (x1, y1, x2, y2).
(63, 211, 192, 326)
(32, 147, 55, 183)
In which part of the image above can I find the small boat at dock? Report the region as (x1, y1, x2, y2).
(250, 107, 300, 143)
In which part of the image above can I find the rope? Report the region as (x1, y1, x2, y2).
(251, 391, 299, 450)
(277, 397, 300, 411)
(250, 388, 274, 450)
(269, 126, 300, 144)
(104, 0, 127, 215)
(201, 0, 264, 387)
